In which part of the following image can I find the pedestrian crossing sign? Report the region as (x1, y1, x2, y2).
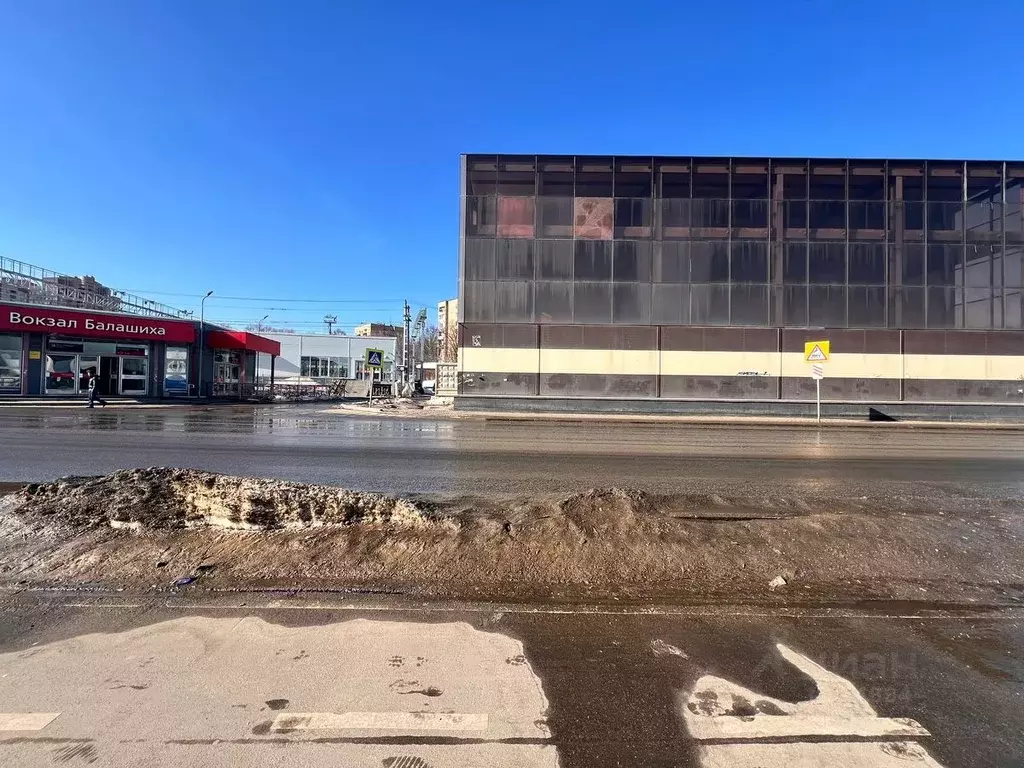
(804, 340, 830, 362)
(366, 348, 384, 369)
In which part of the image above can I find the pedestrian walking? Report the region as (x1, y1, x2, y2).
(86, 368, 107, 408)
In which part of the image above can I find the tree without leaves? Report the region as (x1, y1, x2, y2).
(418, 324, 439, 361)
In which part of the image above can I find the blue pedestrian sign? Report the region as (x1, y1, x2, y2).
(365, 348, 384, 369)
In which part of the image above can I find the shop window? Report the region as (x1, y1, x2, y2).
(0, 334, 22, 391)
(300, 356, 351, 379)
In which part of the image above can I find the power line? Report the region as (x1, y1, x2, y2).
(119, 288, 407, 303)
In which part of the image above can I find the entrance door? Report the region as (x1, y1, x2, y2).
(119, 355, 148, 395)
(99, 356, 118, 396)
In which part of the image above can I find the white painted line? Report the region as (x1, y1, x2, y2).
(0, 713, 60, 731)
(272, 711, 489, 732)
(689, 714, 930, 741)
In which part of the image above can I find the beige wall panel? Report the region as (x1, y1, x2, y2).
(539, 349, 659, 375)
(661, 351, 781, 377)
(460, 347, 539, 374)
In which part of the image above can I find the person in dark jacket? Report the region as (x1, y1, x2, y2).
(86, 368, 107, 408)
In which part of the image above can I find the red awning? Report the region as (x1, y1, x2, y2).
(206, 330, 280, 356)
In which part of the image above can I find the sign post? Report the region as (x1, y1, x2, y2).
(805, 341, 830, 426)
(365, 348, 384, 406)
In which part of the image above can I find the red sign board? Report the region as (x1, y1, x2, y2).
(0, 303, 196, 344)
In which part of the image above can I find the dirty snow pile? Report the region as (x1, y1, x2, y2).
(12, 468, 428, 531)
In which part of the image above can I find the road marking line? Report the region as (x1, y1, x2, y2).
(689, 714, 930, 741)
(272, 711, 489, 732)
(0, 713, 60, 731)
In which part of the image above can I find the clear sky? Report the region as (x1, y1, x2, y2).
(1, 0, 1022, 331)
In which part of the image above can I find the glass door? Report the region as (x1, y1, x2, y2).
(44, 354, 79, 394)
(120, 356, 149, 395)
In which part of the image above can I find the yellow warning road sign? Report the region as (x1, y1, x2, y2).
(804, 340, 830, 362)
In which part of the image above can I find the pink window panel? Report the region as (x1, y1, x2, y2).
(574, 197, 613, 239)
(497, 197, 536, 237)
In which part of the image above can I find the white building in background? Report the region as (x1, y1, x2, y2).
(256, 333, 397, 384)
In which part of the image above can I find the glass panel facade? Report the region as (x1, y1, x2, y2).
(462, 156, 1024, 328)
(300, 356, 351, 379)
(0, 333, 22, 392)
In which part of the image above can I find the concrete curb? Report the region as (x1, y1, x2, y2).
(474, 412, 1024, 431)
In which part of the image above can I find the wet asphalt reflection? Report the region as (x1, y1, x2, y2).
(1, 405, 1023, 502)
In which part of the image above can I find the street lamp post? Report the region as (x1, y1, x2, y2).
(257, 314, 269, 332)
(198, 290, 213, 397)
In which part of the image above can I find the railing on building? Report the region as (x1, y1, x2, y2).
(1, 256, 187, 319)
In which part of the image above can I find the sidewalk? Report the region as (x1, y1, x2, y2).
(0, 397, 252, 409)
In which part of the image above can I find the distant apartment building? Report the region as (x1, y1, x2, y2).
(437, 298, 458, 363)
(354, 323, 403, 338)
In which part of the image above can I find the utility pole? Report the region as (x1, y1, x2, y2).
(402, 300, 411, 390)
(323, 314, 337, 335)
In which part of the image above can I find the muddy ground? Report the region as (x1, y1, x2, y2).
(0, 468, 1021, 605)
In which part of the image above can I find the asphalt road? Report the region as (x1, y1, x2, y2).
(0, 593, 1019, 768)
(1, 405, 1023, 501)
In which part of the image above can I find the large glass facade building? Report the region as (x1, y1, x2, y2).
(458, 155, 1024, 403)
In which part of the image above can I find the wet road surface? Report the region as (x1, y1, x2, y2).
(0, 593, 1019, 768)
(1, 405, 1024, 501)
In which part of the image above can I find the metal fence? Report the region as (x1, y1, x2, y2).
(1, 256, 186, 318)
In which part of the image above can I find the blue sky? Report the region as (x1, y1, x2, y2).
(1, 0, 1022, 331)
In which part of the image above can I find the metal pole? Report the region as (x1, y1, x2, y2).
(403, 300, 411, 392)
(199, 290, 213, 398)
(816, 378, 821, 426)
